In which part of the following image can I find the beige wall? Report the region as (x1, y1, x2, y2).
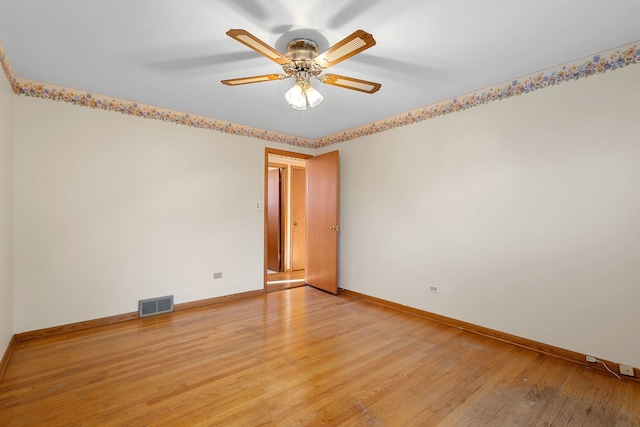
(334, 64, 640, 368)
(0, 73, 13, 351)
(12, 96, 309, 332)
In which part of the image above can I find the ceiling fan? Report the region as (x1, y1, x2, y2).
(221, 29, 381, 111)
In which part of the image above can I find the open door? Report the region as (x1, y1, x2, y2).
(266, 168, 282, 272)
(305, 151, 340, 294)
(264, 149, 311, 291)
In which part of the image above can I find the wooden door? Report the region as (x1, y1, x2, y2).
(305, 151, 339, 294)
(266, 168, 281, 272)
(291, 167, 306, 271)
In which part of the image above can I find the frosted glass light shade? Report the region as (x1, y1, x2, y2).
(305, 86, 324, 108)
(285, 84, 307, 110)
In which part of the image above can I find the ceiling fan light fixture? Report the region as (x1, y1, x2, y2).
(285, 83, 307, 110)
(285, 77, 323, 111)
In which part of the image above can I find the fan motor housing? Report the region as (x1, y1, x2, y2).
(285, 38, 318, 61)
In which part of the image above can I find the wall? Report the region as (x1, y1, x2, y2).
(0, 72, 13, 351)
(13, 96, 310, 333)
(335, 64, 640, 368)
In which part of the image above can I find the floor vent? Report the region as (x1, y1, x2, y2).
(139, 295, 174, 317)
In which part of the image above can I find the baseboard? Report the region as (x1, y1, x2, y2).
(174, 289, 265, 311)
(15, 312, 139, 342)
(340, 288, 639, 382)
(0, 334, 16, 382)
(15, 288, 266, 342)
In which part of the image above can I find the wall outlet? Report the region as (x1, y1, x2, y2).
(213, 272, 223, 279)
(586, 356, 597, 363)
(428, 285, 439, 293)
(619, 365, 635, 376)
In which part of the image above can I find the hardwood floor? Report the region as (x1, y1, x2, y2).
(266, 269, 305, 292)
(266, 269, 305, 282)
(1, 286, 638, 426)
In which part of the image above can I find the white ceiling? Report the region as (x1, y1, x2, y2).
(1, 0, 639, 141)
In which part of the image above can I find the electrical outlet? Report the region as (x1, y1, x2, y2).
(213, 272, 223, 279)
(619, 365, 635, 376)
(428, 285, 439, 293)
(586, 356, 597, 363)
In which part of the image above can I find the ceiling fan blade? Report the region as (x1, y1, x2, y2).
(314, 30, 376, 69)
(226, 29, 291, 65)
(221, 73, 287, 86)
(319, 74, 381, 94)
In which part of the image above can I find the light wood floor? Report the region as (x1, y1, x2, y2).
(1, 286, 638, 426)
(266, 269, 305, 292)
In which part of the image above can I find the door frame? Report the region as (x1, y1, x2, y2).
(264, 148, 312, 291)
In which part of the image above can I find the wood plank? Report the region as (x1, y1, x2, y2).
(13, 289, 265, 343)
(14, 312, 139, 342)
(1, 286, 639, 425)
(341, 288, 640, 382)
(266, 269, 305, 283)
(0, 335, 16, 382)
(174, 289, 264, 311)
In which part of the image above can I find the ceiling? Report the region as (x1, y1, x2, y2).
(0, 0, 639, 142)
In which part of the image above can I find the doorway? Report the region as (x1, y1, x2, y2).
(265, 149, 310, 292)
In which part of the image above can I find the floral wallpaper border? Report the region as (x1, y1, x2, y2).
(12, 77, 316, 148)
(1, 40, 638, 149)
(314, 43, 639, 148)
(0, 40, 16, 87)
